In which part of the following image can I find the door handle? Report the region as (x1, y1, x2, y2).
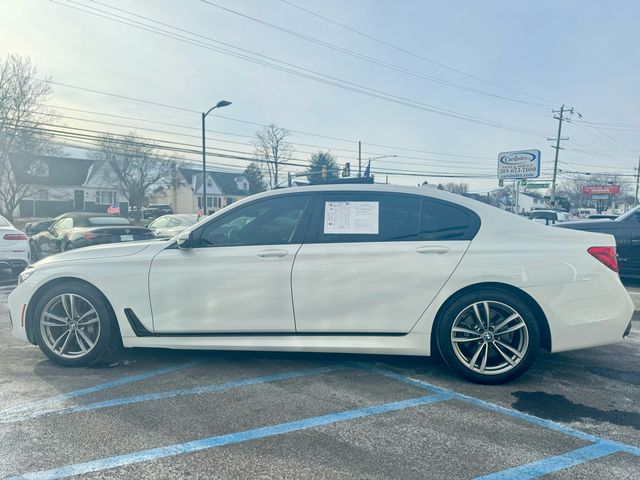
(257, 249, 288, 258)
(415, 245, 450, 254)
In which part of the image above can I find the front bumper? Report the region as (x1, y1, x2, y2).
(8, 281, 36, 344)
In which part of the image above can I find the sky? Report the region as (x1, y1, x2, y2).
(1, 0, 639, 192)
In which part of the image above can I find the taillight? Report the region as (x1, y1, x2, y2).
(3, 233, 27, 241)
(83, 233, 98, 240)
(588, 246, 618, 272)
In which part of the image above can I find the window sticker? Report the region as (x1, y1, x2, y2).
(324, 201, 379, 234)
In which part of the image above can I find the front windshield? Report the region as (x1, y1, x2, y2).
(615, 206, 640, 222)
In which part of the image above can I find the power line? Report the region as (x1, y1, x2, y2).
(200, 0, 551, 107)
(279, 0, 562, 106)
(51, 0, 553, 138)
(19, 123, 505, 178)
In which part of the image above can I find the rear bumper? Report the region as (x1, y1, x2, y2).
(522, 272, 634, 353)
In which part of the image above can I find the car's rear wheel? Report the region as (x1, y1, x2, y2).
(33, 283, 116, 366)
(436, 289, 540, 384)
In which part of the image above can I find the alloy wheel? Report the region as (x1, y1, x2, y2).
(450, 301, 529, 376)
(39, 293, 101, 359)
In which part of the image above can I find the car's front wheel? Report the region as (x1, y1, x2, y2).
(436, 289, 540, 384)
(33, 283, 116, 367)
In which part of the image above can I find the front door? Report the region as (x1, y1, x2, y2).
(292, 192, 477, 333)
(149, 193, 313, 333)
(74, 190, 85, 210)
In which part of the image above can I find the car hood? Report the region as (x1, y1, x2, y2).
(32, 240, 167, 266)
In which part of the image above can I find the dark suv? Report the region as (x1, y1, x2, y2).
(142, 204, 174, 220)
(555, 206, 640, 277)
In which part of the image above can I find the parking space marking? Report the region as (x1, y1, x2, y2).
(475, 441, 622, 479)
(9, 392, 453, 480)
(364, 366, 640, 475)
(0, 362, 199, 417)
(1, 365, 345, 423)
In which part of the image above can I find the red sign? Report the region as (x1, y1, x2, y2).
(582, 185, 620, 195)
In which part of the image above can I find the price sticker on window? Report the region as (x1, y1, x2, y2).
(324, 201, 379, 234)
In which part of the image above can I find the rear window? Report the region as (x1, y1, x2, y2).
(0, 216, 11, 227)
(420, 199, 478, 240)
(88, 217, 131, 226)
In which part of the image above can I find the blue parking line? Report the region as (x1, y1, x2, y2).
(475, 441, 622, 479)
(9, 392, 453, 480)
(1, 366, 345, 423)
(0, 362, 198, 417)
(365, 366, 640, 461)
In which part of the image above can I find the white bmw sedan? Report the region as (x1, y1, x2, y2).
(8, 185, 634, 383)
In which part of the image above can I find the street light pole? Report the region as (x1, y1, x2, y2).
(201, 100, 232, 214)
(366, 155, 398, 177)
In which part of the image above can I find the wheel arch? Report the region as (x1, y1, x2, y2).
(430, 282, 552, 354)
(25, 277, 120, 344)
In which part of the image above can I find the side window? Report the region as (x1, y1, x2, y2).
(315, 193, 420, 243)
(196, 194, 311, 247)
(420, 199, 479, 241)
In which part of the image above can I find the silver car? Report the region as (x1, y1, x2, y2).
(148, 214, 199, 238)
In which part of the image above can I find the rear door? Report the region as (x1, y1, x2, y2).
(291, 192, 479, 333)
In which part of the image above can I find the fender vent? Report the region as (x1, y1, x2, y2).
(124, 308, 153, 337)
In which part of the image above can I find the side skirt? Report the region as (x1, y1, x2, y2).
(122, 332, 431, 356)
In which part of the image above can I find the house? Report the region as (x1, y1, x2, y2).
(8, 153, 127, 218)
(150, 167, 251, 215)
(517, 192, 547, 213)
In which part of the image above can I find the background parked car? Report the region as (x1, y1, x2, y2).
(0, 215, 29, 275)
(142, 204, 173, 221)
(30, 212, 155, 260)
(555, 206, 640, 277)
(24, 215, 63, 236)
(528, 210, 573, 225)
(148, 214, 199, 238)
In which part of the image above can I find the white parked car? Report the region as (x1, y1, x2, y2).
(8, 185, 633, 383)
(529, 210, 573, 225)
(148, 214, 199, 238)
(0, 215, 29, 276)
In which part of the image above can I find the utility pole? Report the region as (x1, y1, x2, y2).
(635, 156, 640, 206)
(549, 105, 568, 206)
(358, 141, 362, 177)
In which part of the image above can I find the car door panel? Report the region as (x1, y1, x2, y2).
(148, 193, 313, 333)
(149, 244, 301, 333)
(291, 192, 477, 333)
(292, 240, 469, 333)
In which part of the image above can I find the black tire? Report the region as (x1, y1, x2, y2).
(436, 288, 540, 384)
(30, 242, 39, 262)
(32, 282, 117, 367)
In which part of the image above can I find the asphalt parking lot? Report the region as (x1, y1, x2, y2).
(0, 270, 638, 479)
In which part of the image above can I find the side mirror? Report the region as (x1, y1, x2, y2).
(176, 230, 192, 249)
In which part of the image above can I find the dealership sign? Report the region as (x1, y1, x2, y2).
(497, 150, 541, 179)
(582, 185, 620, 195)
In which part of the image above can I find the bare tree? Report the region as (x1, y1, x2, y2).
(93, 132, 174, 219)
(0, 54, 58, 219)
(252, 125, 293, 188)
(558, 174, 632, 212)
(440, 182, 469, 194)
